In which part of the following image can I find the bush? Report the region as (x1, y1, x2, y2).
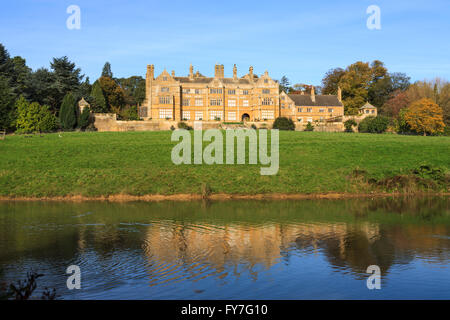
(15, 97, 57, 133)
(177, 121, 192, 130)
(78, 107, 91, 130)
(59, 93, 77, 130)
(344, 119, 357, 132)
(358, 116, 389, 133)
(273, 117, 295, 130)
(304, 122, 314, 131)
(251, 124, 257, 129)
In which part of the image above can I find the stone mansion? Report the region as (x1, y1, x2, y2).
(138, 64, 344, 124)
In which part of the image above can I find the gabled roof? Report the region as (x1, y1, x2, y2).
(287, 94, 343, 107)
(359, 102, 376, 109)
(173, 76, 254, 85)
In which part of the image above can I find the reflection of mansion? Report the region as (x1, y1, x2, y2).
(138, 64, 344, 124)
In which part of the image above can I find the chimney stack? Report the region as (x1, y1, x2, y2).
(147, 64, 154, 80)
(337, 86, 342, 102)
(233, 64, 237, 80)
(171, 70, 175, 77)
(249, 66, 254, 80)
(214, 64, 224, 78)
(311, 85, 316, 102)
(189, 64, 194, 79)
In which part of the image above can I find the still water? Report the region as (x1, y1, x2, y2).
(0, 197, 449, 299)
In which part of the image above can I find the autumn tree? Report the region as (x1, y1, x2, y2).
(382, 90, 410, 118)
(99, 76, 125, 109)
(403, 98, 445, 136)
(321, 68, 345, 95)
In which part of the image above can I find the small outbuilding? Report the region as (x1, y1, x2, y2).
(78, 97, 90, 114)
(359, 102, 377, 117)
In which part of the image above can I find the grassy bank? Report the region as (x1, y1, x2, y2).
(0, 131, 449, 198)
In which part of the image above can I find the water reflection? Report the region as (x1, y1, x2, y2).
(0, 197, 449, 299)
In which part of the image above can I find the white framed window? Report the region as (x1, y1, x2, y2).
(228, 99, 236, 107)
(210, 99, 222, 106)
(307, 117, 313, 123)
(319, 108, 325, 113)
(182, 88, 191, 94)
(210, 110, 223, 120)
(262, 98, 272, 106)
(228, 112, 236, 121)
(195, 99, 203, 106)
(228, 89, 236, 95)
(307, 108, 312, 112)
(328, 108, 334, 113)
(261, 110, 274, 120)
(159, 109, 172, 119)
(159, 96, 171, 104)
(243, 100, 249, 107)
(183, 99, 190, 106)
(210, 88, 222, 94)
(182, 111, 191, 120)
(195, 111, 203, 120)
(298, 107, 303, 112)
(242, 90, 249, 95)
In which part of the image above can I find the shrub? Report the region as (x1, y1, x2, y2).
(16, 98, 57, 133)
(177, 121, 192, 130)
(273, 117, 295, 130)
(304, 122, 314, 131)
(170, 125, 175, 131)
(251, 124, 257, 129)
(344, 119, 357, 132)
(358, 116, 389, 133)
(59, 93, 77, 130)
(78, 107, 91, 130)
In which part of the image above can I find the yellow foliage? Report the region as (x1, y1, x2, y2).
(404, 98, 445, 136)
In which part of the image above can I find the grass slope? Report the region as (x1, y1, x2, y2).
(0, 131, 449, 197)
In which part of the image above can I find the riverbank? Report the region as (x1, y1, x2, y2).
(1, 131, 449, 198)
(0, 192, 449, 202)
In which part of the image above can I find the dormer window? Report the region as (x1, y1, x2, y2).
(264, 79, 268, 83)
(163, 76, 168, 81)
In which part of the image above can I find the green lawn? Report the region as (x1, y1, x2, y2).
(0, 131, 449, 197)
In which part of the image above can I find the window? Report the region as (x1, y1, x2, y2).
(243, 100, 249, 107)
(210, 99, 222, 106)
(307, 108, 312, 113)
(242, 90, 249, 95)
(210, 88, 222, 94)
(262, 89, 270, 94)
(262, 98, 273, 105)
(281, 96, 285, 100)
(182, 111, 191, 120)
(366, 110, 370, 114)
(182, 88, 190, 94)
(371, 110, 375, 114)
(228, 89, 236, 95)
(297, 107, 303, 112)
(195, 89, 200, 94)
(320, 116, 324, 122)
(264, 79, 268, 83)
(307, 117, 313, 123)
(228, 99, 236, 107)
(161, 87, 169, 92)
(195, 111, 203, 120)
(195, 99, 203, 106)
(319, 108, 325, 113)
(159, 96, 171, 104)
(159, 109, 172, 119)
(183, 98, 190, 106)
(209, 110, 223, 120)
(328, 108, 334, 113)
(261, 110, 274, 120)
(162, 76, 167, 81)
(228, 112, 236, 121)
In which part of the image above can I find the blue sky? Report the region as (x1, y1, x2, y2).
(1, 0, 449, 86)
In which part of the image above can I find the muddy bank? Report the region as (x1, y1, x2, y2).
(0, 192, 448, 202)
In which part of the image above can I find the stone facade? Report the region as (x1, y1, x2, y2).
(279, 87, 344, 125)
(139, 64, 280, 122)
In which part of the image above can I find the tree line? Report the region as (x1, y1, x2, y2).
(0, 43, 145, 133)
(278, 60, 448, 135)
